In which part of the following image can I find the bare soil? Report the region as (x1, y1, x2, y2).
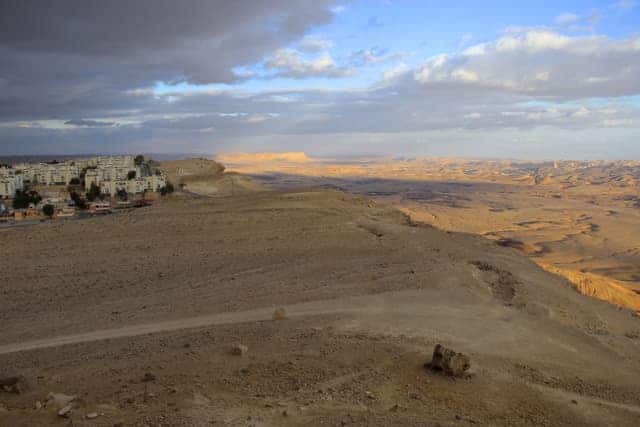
(1, 163, 639, 426)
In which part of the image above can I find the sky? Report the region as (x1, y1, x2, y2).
(0, 0, 639, 159)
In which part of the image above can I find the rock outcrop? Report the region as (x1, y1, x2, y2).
(425, 344, 470, 377)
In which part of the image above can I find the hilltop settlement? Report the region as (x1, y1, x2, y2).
(0, 155, 173, 221)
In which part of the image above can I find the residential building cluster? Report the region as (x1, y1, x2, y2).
(0, 155, 167, 199)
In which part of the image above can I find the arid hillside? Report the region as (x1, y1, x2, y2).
(218, 153, 640, 313)
(1, 164, 639, 426)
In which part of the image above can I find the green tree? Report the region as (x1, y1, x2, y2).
(69, 190, 87, 209)
(69, 177, 81, 185)
(42, 204, 55, 218)
(116, 188, 128, 201)
(127, 170, 137, 180)
(12, 190, 41, 209)
(134, 155, 145, 166)
(160, 182, 175, 196)
(86, 182, 101, 202)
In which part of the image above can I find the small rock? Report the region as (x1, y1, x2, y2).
(86, 412, 99, 419)
(571, 399, 578, 404)
(142, 372, 156, 382)
(47, 392, 76, 409)
(34, 401, 42, 410)
(425, 344, 471, 377)
(230, 344, 249, 356)
(273, 307, 287, 320)
(58, 404, 73, 418)
(364, 391, 375, 400)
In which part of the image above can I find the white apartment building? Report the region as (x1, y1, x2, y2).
(15, 162, 80, 185)
(0, 168, 24, 198)
(100, 175, 167, 196)
(9, 155, 165, 197)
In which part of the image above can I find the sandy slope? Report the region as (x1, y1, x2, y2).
(1, 161, 639, 426)
(217, 153, 640, 312)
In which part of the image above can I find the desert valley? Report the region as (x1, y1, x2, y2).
(1, 157, 639, 426)
(218, 153, 640, 313)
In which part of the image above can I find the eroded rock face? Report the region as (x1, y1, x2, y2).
(425, 344, 470, 377)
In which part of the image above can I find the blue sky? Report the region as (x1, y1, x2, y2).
(155, 0, 640, 94)
(1, 0, 640, 158)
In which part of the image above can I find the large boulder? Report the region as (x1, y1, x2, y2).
(425, 344, 470, 377)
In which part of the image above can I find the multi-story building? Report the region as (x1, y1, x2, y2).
(99, 175, 166, 196)
(10, 155, 165, 197)
(0, 167, 24, 198)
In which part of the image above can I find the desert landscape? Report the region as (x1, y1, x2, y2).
(3, 2, 640, 425)
(217, 153, 640, 313)
(1, 159, 640, 426)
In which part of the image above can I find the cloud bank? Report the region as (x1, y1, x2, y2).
(0, 2, 639, 158)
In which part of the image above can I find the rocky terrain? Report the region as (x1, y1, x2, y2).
(1, 159, 639, 426)
(219, 153, 640, 313)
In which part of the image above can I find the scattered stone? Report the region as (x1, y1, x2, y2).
(273, 307, 287, 320)
(46, 392, 76, 409)
(58, 404, 73, 418)
(230, 343, 249, 356)
(86, 412, 99, 419)
(142, 372, 157, 382)
(0, 375, 28, 394)
(425, 344, 471, 377)
(34, 401, 42, 410)
(364, 391, 375, 400)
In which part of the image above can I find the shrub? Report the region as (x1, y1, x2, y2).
(12, 190, 41, 209)
(116, 188, 128, 201)
(42, 204, 55, 218)
(86, 182, 101, 202)
(69, 190, 87, 209)
(160, 182, 175, 196)
(127, 170, 136, 180)
(134, 155, 145, 166)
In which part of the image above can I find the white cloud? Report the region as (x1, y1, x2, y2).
(413, 29, 640, 99)
(381, 63, 409, 82)
(265, 49, 353, 78)
(555, 13, 581, 26)
(298, 36, 333, 53)
(612, 0, 636, 12)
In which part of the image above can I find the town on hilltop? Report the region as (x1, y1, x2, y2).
(0, 155, 173, 221)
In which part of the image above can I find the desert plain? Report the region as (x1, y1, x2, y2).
(1, 157, 639, 426)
